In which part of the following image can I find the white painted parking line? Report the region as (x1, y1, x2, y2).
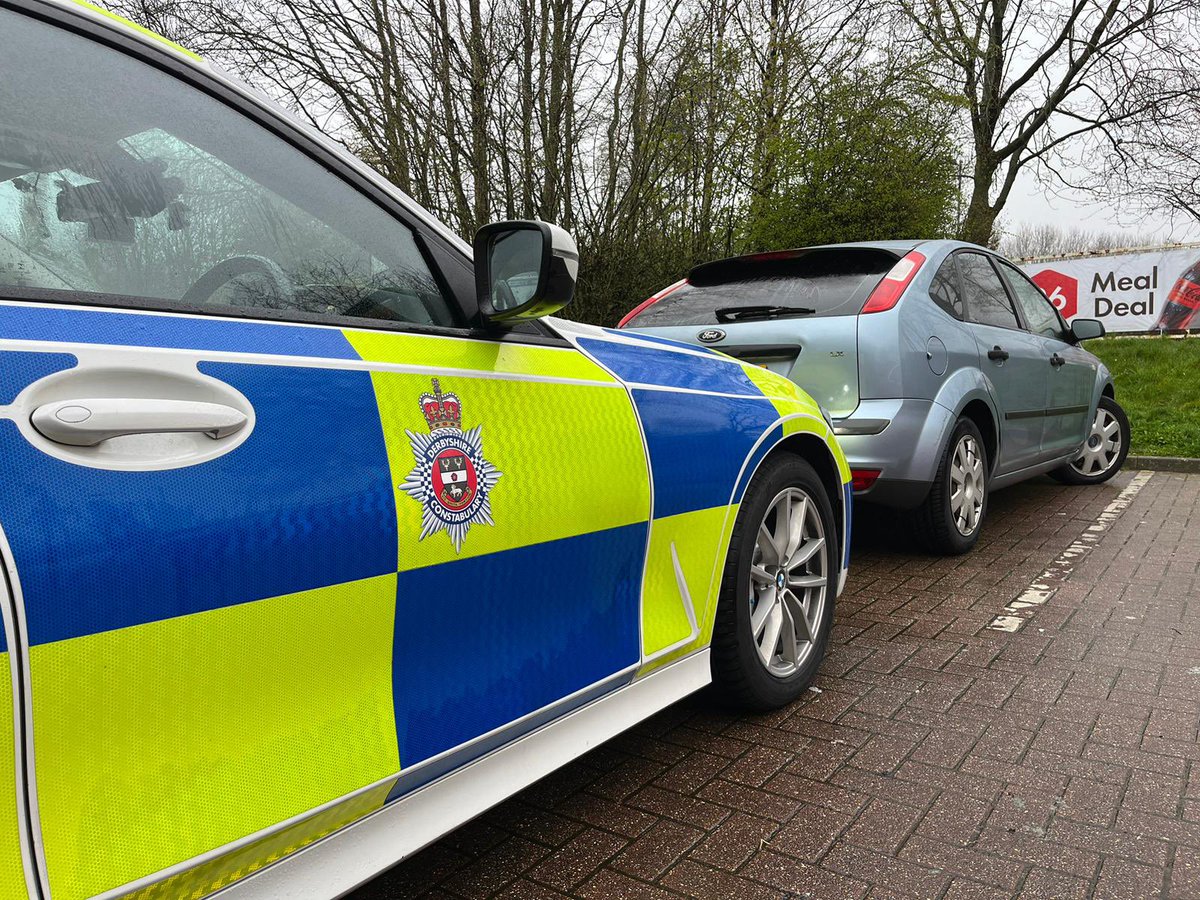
(986, 471, 1154, 633)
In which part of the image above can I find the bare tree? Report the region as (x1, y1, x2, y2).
(1092, 42, 1200, 227)
(733, 0, 874, 225)
(896, 0, 1194, 246)
(106, 0, 964, 323)
(999, 222, 1135, 259)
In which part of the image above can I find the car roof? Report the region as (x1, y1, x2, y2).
(45, 0, 204, 62)
(813, 240, 928, 254)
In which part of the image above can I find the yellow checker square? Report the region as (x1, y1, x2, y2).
(640, 505, 738, 672)
(31, 574, 399, 900)
(364, 369, 651, 571)
(741, 362, 814, 405)
(345, 329, 616, 383)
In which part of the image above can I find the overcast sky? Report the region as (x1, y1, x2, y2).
(1002, 167, 1200, 249)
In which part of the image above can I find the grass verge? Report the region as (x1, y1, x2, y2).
(1088, 335, 1200, 459)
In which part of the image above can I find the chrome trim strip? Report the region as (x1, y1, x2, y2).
(217, 651, 712, 900)
(716, 344, 803, 358)
(1004, 405, 1089, 421)
(640, 543, 701, 665)
(383, 667, 635, 801)
(91, 772, 402, 900)
(832, 418, 890, 436)
(0, 299, 585, 352)
(0, 524, 48, 898)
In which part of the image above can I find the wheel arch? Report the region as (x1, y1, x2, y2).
(761, 432, 847, 576)
(931, 367, 1001, 480)
(958, 397, 998, 475)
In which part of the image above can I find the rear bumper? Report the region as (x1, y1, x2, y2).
(854, 477, 932, 509)
(832, 398, 955, 510)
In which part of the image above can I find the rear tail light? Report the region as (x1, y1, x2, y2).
(850, 469, 881, 491)
(861, 250, 926, 314)
(617, 279, 687, 328)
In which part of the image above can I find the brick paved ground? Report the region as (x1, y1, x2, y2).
(352, 471, 1200, 900)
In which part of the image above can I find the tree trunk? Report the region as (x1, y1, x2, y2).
(748, 0, 783, 235)
(519, 0, 536, 217)
(960, 161, 999, 246)
(467, 0, 489, 232)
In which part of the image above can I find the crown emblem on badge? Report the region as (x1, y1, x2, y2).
(419, 379, 461, 431)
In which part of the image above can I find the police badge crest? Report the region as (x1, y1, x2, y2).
(401, 379, 501, 551)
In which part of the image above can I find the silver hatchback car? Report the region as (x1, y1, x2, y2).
(621, 240, 1131, 554)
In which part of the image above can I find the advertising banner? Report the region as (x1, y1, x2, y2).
(1019, 246, 1200, 334)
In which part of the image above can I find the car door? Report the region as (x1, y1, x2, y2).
(0, 8, 648, 899)
(997, 261, 1097, 460)
(955, 251, 1048, 474)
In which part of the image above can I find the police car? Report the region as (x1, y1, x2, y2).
(0, 2, 852, 897)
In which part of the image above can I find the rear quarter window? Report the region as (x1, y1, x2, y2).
(624, 248, 898, 327)
(929, 257, 964, 319)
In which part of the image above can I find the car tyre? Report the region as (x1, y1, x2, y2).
(711, 454, 838, 711)
(912, 417, 988, 555)
(1049, 396, 1130, 485)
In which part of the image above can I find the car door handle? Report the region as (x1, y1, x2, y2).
(1050, 354, 1065, 368)
(987, 346, 1009, 361)
(31, 398, 248, 447)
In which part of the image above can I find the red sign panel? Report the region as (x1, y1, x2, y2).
(1031, 269, 1078, 320)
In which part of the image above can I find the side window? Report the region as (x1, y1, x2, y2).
(1000, 262, 1066, 340)
(0, 9, 457, 328)
(958, 253, 1021, 329)
(928, 257, 964, 319)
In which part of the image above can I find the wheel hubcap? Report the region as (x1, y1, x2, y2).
(748, 487, 828, 678)
(1072, 407, 1121, 476)
(949, 434, 985, 537)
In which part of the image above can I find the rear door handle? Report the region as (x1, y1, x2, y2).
(1050, 354, 1065, 368)
(987, 346, 1009, 361)
(31, 398, 248, 447)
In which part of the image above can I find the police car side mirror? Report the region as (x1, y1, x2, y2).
(1070, 318, 1105, 341)
(474, 220, 578, 323)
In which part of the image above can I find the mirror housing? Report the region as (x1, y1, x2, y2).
(474, 220, 578, 323)
(1070, 318, 1105, 341)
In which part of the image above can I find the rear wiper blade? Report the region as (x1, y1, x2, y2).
(715, 305, 816, 323)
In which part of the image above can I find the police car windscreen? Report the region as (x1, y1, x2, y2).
(626, 247, 898, 327)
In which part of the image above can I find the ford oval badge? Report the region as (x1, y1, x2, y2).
(698, 328, 725, 343)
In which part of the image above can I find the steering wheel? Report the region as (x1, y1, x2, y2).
(182, 255, 295, 308)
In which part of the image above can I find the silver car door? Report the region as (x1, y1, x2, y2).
(956, 252, 1047, 475)
(998, 261, 1097, 460)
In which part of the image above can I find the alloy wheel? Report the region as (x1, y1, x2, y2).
(950, 434, 985, 536)
(1071, 406, 1122, 477)
(748, 487, 828, 677)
